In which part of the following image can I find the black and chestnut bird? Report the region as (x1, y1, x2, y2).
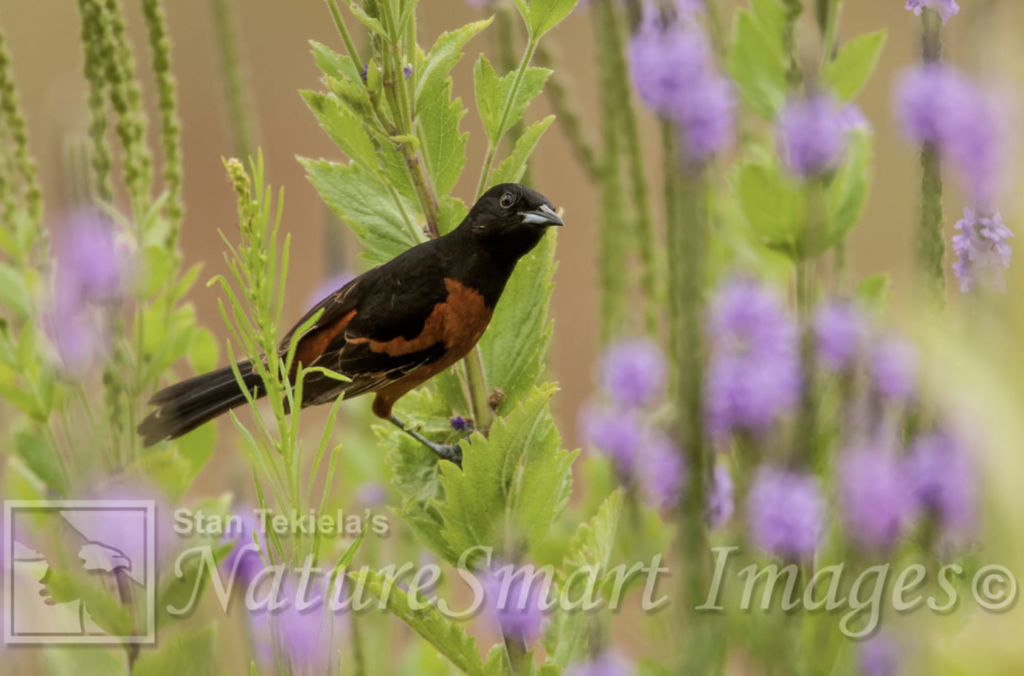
(137, 183, 563, 463)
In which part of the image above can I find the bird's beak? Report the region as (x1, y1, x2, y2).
(521, 204, 564, 227)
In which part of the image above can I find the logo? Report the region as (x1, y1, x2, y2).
(3, 500, 156, 645)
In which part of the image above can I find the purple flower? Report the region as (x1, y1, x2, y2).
(565, 652, 635, 676)
(838, 448, 911, 550)
(480, 562, 549, 644)
(814, 300, 868, 371)
(859, 635, 901, 676)
(705, 279, 800, 439)
(905, 0, 960, 24)
(628, 13, 733, 162)
(354, 482, 388, 508)
(221, 508, 268, 587)
(895, 66, 1004, 204)
(44, 308, 109, 378)
(747, 467, 826, 559)
(53, 213, 125, 304)
(870, 336, 918, 402)
(250, 575, 342, 673)
(952, 209, 1013, 293)
(636, 432, 686, 510)
(706, 464, 734, 530)
(450, 415, 470, 432)
(307, 270, 354, 311)
(906, 432, 975, 533)
(580, 405, 644, 476)
(777, 94, 849, 177)
(600, 339, 667, 408)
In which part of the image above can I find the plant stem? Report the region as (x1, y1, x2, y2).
(918, 9, 945, 308)
(325, 0, 361, 66)
(464, 345, 492, 433)
(495, 4, 529, 183)
(210, 0, 258, 161)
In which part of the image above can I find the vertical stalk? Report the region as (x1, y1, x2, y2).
(918, 9, 945, 308)
(0, 27, 42, 225)
(495, 5, 529, 183)
(536, 43, 600, 178)
(78, 0, 115, 203)
(211, 0, 259, 161)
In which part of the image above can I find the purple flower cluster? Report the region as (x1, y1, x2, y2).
(706, 464, 735, 530)
(814, 300, 869, 371)
(565, 652, 635, 676)
(220, 508, 268, 587)
(906, 432, 975, 534)
(905, 0, 960, 24)
(705, 278, 800, 440)
(628, 11, 734, 162)
(777, 94, 853, 177)
(46, 213, 130, 377)
(838, 448, 912, 550)
(581, 340, 686, 510)
(895, 65, 1004, 205)
(747, 467, 826, 559)
(870, 336, 918, 403)
(952, 209, 1014, 293)
(480, 563, 549, 644)
(859, 635, 901, 676)
(248, 575, 343, 673)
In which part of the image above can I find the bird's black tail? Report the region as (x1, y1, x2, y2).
(138, 361, 264, 447)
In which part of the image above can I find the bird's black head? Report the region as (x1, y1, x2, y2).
(460, 183, 563, 263)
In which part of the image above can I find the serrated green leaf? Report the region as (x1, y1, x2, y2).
(347, 3, 389, 39)
(351, 568, 490, 676)
(561, 489, 623, 580)
(480, 231, 556, 414)
(826, 130, 873, 248)
(476, 56, 552, 146)
(416, 20, 492, 104)
(135, 624, 219, 676)
(438, 385, 577, 562)
(474, 55, 504, 145)
(301, 159, 423, 265)
(13, 431, 68, 496)
(0, 262, 31, 319)
(732, 157, 805, 260)
(491, 115, 555, 187)
(311, 40, 364, 84)
(824, 31, 887, 102)
(438, 195, 469, 236)
(728, 8, 787, 120)
(302, 91, 380, 173)
(524, 0, 579, 38)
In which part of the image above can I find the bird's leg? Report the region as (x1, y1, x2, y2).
(389, 415, 464, 466)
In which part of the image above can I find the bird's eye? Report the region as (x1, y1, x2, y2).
(499, 192, 516, 209)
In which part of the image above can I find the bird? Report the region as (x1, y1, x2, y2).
(137, 183, 564, 463)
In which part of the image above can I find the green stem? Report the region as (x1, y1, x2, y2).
(536, 43, 599, 178)
(782, 0, 804, 88)
(818, 0, 843, 69)
(211, 0, 258, 161)
(464, 344, 492, 433)
(603, 0, 658, 336)
(0, 26, 42, 225)
(918, 10, 945, 308)
(495, 5, 528, 183)
(325, 0, 362, 66)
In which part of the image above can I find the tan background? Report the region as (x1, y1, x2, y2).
(0, 0, 1021, 449)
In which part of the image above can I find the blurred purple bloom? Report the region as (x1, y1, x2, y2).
(481, 563, 549, 644)
(565, 652, 635, 676)
(838, 448, 911, 550)
(580, 404, 644, 476)
(952, 209, 1013, 293)
(307, 270, 354, 311)
(250, 575, 342, 674)
(870, 336, 918, 402)
(600, 339, 667, 407)
(636, 432, 686, 510)
(814, 300, 868, 371)
(354, 482, 388, 508)
(450, 414, 470, 432)
(905, 0, 960, 24)
(705, 279, 800, 439)
(895, 65, 1004, 204)
(859, 635, 901, 676)
(777, 94, 849, 177)
(838, 104, 872, 133)
(906, 432, 975, 533)
(45, 309, 109, 378)
(221, 508, 268, 587)
(628, 13, 733, 162)
(747, 467, 826, 559)
(706, 464, 734, 530)
(53, 213, 125, 304)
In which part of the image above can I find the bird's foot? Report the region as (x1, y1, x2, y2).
(391, 415, 465, 467)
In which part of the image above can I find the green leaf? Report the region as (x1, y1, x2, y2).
(43, 568, 133, 636)
(437, 195, 469, 236)
(417, 45, 471, 197)
(350, 568, 490, 676)
(347, 2, 389, 40)
(823, 31, 887, 102)
(177, 422, 218, 474)
(491, 115, 555, 186)
(855, 273, 891, 314)
(135, 625, 219, 676)
(188, 327, 219, 374)
(301, 90, 380, 174)
(0, 262, 31, 319)
(479, 231, 556, 414)
(519, 0, 579, 38)
(475, 56, 552, 146)
(301, 159, 423, 265)
(438, 385, 577, 562)
(13, 431, 68, 496)
(0, 375, 45, 420)
(140, 246, 175, 299)
(732, 157, 805, 260)
(311, 40, 364, 84)
(157, 544, 233, 629)
(826, 129, 873, 248)
(416, 20, 492, 104)
(728, 3, 788, 120)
